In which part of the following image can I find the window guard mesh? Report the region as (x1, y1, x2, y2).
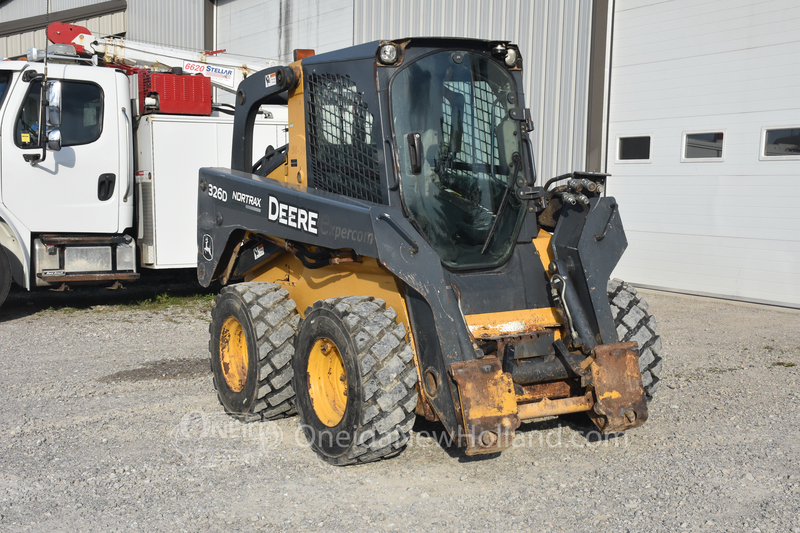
(306, 73, 382, 204)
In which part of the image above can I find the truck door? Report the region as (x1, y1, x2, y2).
(1, 65, 123, 234)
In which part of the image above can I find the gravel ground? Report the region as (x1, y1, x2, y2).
(1, 282, 799, 532)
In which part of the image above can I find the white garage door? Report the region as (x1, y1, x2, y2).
(606, 0, 800, 308)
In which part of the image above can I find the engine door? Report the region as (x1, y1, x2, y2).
(1, 64, 124, 234)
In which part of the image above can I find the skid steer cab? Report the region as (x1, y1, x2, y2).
(197, 38, 663, 465)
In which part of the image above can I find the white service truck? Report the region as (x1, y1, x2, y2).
(0, 23, 288, 308)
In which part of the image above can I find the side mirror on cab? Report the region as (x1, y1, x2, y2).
(46, 129, 62, 152)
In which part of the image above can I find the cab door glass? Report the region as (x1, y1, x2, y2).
(0, 71, 11, 106)
(15, 80, 103, 148)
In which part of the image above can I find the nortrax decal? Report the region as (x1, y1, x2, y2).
(232, 190, 262, 212)
(268, 195, 318, 235)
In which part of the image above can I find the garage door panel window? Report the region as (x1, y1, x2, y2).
(762, 127, 800, 159)
(617, 135, 651, 162)
(682, 131, 724, 161)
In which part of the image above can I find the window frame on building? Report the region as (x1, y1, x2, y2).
(759, 125, 800, 161)
(681, 129, 726, 162)
(615, 134, 653, 163)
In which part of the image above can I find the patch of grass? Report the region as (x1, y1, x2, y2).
(49, 306, 80, 314)
(128, 292, 215, 311)
(771, 361, 797, 368)
(763, 345, 774, 351)
(706, 366, 743, 375)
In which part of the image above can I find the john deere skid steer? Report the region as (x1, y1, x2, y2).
(197, 38, 663, 465)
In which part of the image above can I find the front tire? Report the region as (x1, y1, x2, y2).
(293, 297, 418, 466)
(608, 279, 663, 399)
(209, 282, 299, 421)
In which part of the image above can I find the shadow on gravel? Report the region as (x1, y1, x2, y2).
(0, 269, 219, 323)
(411, 417, 501, 462)
(410, 412, 628, 460)
(97, 358, 210, 383)
(555, 412, 631, 443)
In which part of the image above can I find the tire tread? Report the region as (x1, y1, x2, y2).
(296, 296, 418, 466)
(210, 282, 299, 421)
(607, 279, 663, 400)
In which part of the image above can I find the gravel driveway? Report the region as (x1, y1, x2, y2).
(1, 283, 798, 532)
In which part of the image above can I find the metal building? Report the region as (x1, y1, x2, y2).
(0, 0, 206, 55)
(1, 0, 603, 185)
(214, 0, 604, 184)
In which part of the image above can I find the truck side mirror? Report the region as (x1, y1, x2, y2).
(45, 80, 61, 127)
(46, 129, 62, 152)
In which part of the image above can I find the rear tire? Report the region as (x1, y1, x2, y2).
(0, 246, 11, 309)
(209, 282, 299, 421)
(608, 279, 663, 400)
(293, 296, 418, 466)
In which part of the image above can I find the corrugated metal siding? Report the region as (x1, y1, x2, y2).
(354, 0, 594, 182)
(0, 0, 104, 20)
(0, 11, 126, 58)
(128, 0, 203, 49)
(606, 0, 800, 307)
(215, 0, 353, 65)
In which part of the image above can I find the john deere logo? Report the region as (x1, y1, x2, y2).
(202, 234, 213, 261)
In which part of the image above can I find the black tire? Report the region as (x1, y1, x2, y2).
(209, 282, 299, 421)
(293, 296, 418, 466)
(608, 278, 663, 400)
(0, 245, 11, 309)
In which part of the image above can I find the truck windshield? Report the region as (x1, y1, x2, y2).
(391, 51, 525, 269)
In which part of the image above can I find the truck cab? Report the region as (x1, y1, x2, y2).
(0, 60, 134, 296)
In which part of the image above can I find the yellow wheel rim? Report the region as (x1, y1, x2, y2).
(219, 317, 249, 393)
(307, 337, 348, 427)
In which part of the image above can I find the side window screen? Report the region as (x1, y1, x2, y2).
(684, 132, 724, 159)
(15, 80, 103, 148)
(618, 136, 651, 161)
(764, 127, 800, 157)
(305, 72, 381, 204)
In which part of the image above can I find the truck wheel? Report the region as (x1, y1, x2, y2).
(608, 279, 663, 400)
(293, 297, 418, 466)
(0, 246, 11, 309)
(209, 282, 299, 421)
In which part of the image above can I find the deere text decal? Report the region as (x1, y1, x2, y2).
(268, 196, 318, 235)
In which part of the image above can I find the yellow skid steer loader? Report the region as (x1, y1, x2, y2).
(197, 38, 663, 465)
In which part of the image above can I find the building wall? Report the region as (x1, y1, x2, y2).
(128, 0, 204, 49)
(0, 0, 104, 20)
(0, 11, 127, 59)
(0, 0, 128, 58)
(606, 0, 800, 307)
(215, 0, 354, 65)
(0, 0, 205, 58)
(354, 0, 595, 182)
(2, 0, 596, 182)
